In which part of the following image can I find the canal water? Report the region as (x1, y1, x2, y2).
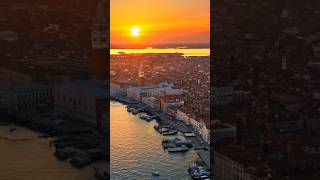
(0, 124, 104, 180)
(110, 101, 198, 180)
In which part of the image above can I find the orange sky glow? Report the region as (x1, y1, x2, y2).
(111, 0, 210, 47)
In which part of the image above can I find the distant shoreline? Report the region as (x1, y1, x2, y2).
(110, 44, 210, 49)
(110, 48, 210, 57)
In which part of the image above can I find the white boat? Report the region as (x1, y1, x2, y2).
(188, 164, 209, 179)
(162, 130, 178, 136)
(167, 145, 188, 153)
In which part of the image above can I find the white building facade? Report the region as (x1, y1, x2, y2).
(54, 80, 107, 127)
(0, 81, 52, 114)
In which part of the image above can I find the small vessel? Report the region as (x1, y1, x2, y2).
(70, 156, 91, 168)
(139, 113, 151, 120)
(144, 115, 152, 121)
(167, 145, 188, 153)
(154, 125, 160, 131)
(132, 110, 139, 115)
(175, 139, 193, 147)
(188, 164, 209, 179)
(94, 171, 109, 180)
(54, 148, 75, 160)
(152, 171, 160, 177)
(162, 129, 178, 136)
(127, 108, 134, 112)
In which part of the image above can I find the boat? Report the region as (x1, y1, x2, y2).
(154, 125, 160, 131)
(188, 164, 209, 179)
(144, 115, 153, 121)
(94, 171, 109, 180)
(70, 156, 92, 168)
(176, 139, 193, 148)
(54, 151, 72, 160)
(162, 129, 178, 136)
(54, 148, 74, 160)
(152, 171, 160, 177)
(139, 113, 151, 121)
(54, 141, 82, 148)
(145, 118, 153, 122)
(132, 110, 139, 115)
(192, 171, 209, 179)
(167, 145, 188, 153)
(162, 137, 182, 144)
(155, 125, 171, 133)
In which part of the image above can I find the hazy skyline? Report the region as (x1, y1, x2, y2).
(111, 0, 210, 47)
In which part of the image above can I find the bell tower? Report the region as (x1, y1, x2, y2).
(138, 62, 145, 86)
(91, 0, 109, 80)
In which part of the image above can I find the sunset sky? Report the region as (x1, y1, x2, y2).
(111, 0, 210, 47)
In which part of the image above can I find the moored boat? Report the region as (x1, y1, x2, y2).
(187, 164, 209, 179)
(94, 171, 109, 180)
(167, 145, 188, 153)
(162, 129, 178, 135)
(152, 171, 160, 177)
(70, 156, 91, 168)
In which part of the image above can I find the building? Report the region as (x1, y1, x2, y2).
(175, 108, 201, 130)
(54, 80, 108, 129)
(161, 99, 184, 112)
(214, 147, 273, 180)
(265, 119, 305, 133)
(138, 62, 144, 86)
(141, 96, 160, 109)
(176, 108, 191, 123)
(0, 67, 33, 83)
(0, 81, 52, 114)
(213, 121, 237, 142)
(214, 150, 246, 180)
(127, 82, 180, 101)
(160, 94, 184, 112)
(91, 0, 109, 80)
(0, 30, 18, 42)
(0, 65, 74, 84)
(53, 0, 109, 130)
(110, 83, 127, 97)
(214, 86, 245, 105)
(199, 120, 210, 143)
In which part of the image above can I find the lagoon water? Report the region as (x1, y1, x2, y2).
(0, 124, 102, 180)
(110, 101, 197, 180)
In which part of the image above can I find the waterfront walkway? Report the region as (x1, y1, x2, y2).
(197, 150, 210, 168)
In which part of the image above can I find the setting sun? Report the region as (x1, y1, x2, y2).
(130, 26, 140, 37)
(111, 0, 210, 46)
